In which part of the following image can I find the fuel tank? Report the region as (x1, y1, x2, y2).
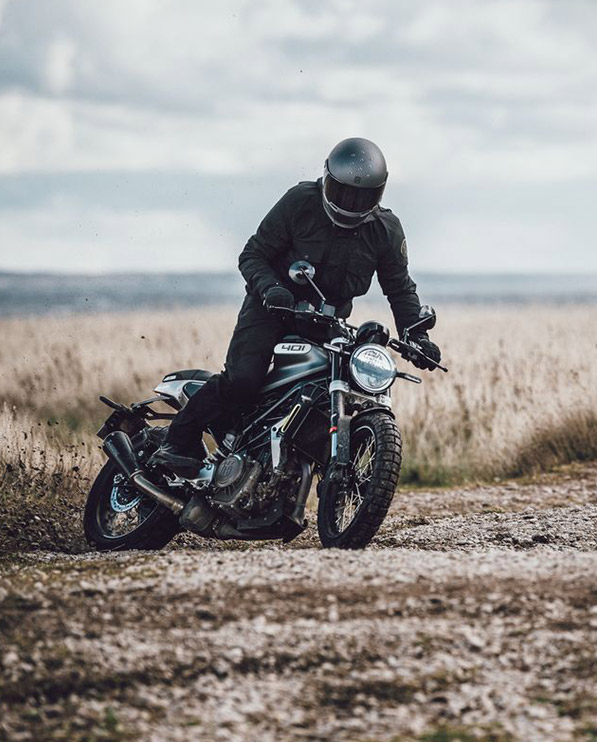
(261, 338, 330, 392)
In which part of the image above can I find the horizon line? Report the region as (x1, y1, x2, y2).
(1, 269, 597, 279)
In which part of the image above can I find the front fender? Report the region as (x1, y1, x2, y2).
(334, 404, 394, 468)
(352, 405, 395, 421)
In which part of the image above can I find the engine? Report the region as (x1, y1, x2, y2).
(208, 446, 304, 521)
(208, 453, 264, 515)
(214, 453, 248, 490)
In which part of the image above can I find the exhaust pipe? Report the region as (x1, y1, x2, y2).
(103, 431, 185, 515)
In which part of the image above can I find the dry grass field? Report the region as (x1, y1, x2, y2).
(0, 306, 597, 545)
(1, 302, 596, 551)
(2, 303, 597, 477)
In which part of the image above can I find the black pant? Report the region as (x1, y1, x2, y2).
(166, 293, 286, 449)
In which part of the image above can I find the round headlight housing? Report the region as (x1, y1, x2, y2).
(349, 344, 396, 394)
(355, 320, 390, 347)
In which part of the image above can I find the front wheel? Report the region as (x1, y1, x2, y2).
(317, 412, 402, 549)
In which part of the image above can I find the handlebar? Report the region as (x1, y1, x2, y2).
(268, 304, 448, 372)
(267, 303, 349, 330)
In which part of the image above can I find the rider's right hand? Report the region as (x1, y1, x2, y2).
(263, 285, 294, 311)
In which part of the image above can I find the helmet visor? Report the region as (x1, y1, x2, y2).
(323, 169, 386, 215)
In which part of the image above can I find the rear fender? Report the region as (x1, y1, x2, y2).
(97, 409, 147, 440)
(97, 392, 177, 439)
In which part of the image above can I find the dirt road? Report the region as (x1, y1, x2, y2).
(2, 464, 597, 741)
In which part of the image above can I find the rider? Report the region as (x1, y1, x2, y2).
(150, 137, 441, 474)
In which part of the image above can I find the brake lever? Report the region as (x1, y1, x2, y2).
(418, 351, 448, 373)
(388, 338, 449, 373)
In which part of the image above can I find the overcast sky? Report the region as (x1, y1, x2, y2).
(0, 0, 595, 274)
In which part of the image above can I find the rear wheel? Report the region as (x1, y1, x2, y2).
(317, 412, 401, 549)
(84, 435, 180, 551)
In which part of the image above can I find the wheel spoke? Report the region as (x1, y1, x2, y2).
(353, 482, 365, 507)
(332, 425, 376, 534)
(355, 438, 375, 480)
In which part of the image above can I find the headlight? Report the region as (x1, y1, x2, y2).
(349, 344, 396, 394)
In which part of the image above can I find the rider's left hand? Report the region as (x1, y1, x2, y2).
(263, 284, 294, 312)
(410, 335, 441, 371)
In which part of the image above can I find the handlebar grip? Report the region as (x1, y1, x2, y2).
(389, 338, 448, 373)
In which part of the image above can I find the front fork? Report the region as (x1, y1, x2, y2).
(329, 338, 352, 469)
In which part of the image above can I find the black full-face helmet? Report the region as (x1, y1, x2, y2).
(322, 137, 388, 229)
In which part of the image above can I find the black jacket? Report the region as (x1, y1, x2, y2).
(239, 179, 423, 335)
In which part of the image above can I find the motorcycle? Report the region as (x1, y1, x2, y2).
(84, 261, 446, 551)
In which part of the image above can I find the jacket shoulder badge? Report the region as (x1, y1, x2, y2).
(400, 238, 408, 263)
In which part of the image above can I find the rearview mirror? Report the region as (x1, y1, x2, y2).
(289, 260, 315, 285)
(417, 304, 436, 331)
(404, 305, 437, 338)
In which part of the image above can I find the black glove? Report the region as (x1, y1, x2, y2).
(263, 284, 294, 312)
(409, 335, 441, 371)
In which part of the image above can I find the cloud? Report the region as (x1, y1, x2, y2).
(413, 212, 580, 274)
(0, 198, 237, 272)
(44, 36, 77, 95)
(0, 0, 594, 184)
(0, 0, 595, 273)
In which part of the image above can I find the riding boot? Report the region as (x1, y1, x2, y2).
(147, 441, 203, 478)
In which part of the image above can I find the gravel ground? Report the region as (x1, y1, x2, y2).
(1, 463, 597, 742)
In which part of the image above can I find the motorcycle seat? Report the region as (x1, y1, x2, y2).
(280, 335, 310, 343)
(161, 369, 214, 382)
